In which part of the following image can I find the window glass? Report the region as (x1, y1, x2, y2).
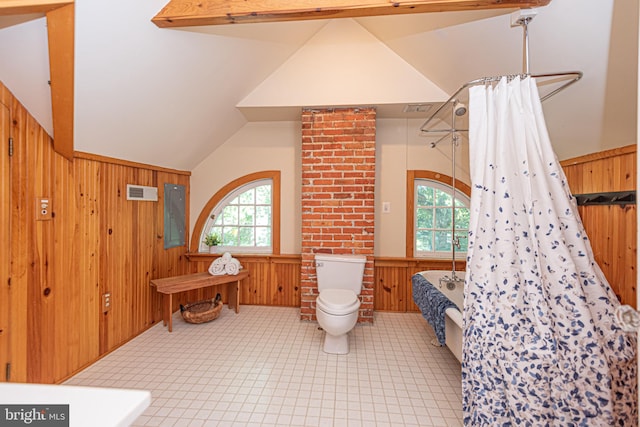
(414, 179, 470, 258)
(256, 186, 271, 204)
(164, 184, 186, 249)
(256, 206, 270, 226)
(199, 180, 272, 253)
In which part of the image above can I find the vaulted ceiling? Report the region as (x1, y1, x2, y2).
(0, 0, 636, 170)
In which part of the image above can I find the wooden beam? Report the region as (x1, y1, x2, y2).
(0, 0, 70, 16)
(152, 0, 551, 28)
(46, 3, 74, 160)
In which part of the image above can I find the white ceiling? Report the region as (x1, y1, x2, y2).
(0, 0, 636, 170)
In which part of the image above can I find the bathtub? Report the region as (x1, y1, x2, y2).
(417, 270, 464, 363)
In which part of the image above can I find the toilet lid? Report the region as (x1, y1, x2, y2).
(317, 289, 360, 315)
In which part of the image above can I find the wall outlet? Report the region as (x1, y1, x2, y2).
(102, 293, 111, 312)
(36, 197, 52, 221)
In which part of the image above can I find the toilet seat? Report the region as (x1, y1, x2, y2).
(317, 289, 360, 315)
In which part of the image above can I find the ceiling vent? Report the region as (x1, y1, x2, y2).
(403, 104, 432, 113)
(126, 184, 158, 201)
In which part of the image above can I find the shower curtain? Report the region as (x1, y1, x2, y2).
(463, 76, 637, 425)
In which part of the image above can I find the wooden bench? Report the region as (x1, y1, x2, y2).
(150, 270, 249, 332)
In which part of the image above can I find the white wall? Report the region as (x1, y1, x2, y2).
(190, 121, 302, 254)
(376, 118, 470, 257)
(238, 18, 448, 109)
(0, 17, 52, 135)
(190, 117, 470, 257)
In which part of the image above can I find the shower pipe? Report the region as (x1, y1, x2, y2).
(438, 100, 465, 289)
(420, 13, 583, 136)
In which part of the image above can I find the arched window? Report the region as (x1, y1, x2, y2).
(406, 171, 471, 259)
(192, 171, 281, 254)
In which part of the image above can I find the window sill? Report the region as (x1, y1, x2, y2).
(185, 253, 297, 261)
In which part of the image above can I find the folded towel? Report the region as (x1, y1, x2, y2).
(208, 258, 226, 275)
(221, 252, 232, 262)
(225, 258, 241, 275)
(411, 273, 459, 346)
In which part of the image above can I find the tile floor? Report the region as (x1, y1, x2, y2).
(66, 306, 462, 426)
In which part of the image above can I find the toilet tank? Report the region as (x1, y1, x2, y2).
(315, 254, 366, 295)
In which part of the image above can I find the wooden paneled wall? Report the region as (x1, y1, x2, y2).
(186, 254, 301, 308)
(184, 254, 462, 313)
(1, 81, 191, 384)
(374, 258, 466, 312)
(561, 144, 637, 307)
(0, 90, 10, 383)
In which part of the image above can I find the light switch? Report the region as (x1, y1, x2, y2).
(382, 202, 391, 214)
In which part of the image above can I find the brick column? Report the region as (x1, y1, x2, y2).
(300, 107, 376, 323)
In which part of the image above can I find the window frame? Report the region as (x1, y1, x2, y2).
(406, 170, 471, 259)
(191, 171, 281, 255)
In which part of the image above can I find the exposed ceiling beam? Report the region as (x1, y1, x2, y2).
(0, 0, 70, 16)
(46, 3, 74, 160)
(152, 0, 551, 28)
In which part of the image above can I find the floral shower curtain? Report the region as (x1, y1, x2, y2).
(463, 76, 637, 425)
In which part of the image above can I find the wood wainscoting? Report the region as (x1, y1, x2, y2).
(374, 258, 466, 312)
(185, 255, 462, 313)
(186, 254, 302, 308)
(187, 231, 635, 315)
(561, 144, 637, 308)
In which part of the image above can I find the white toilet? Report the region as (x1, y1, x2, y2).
(315, 253, 366, 354)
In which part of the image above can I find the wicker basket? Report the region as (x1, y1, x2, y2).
(180, 294, 223, 324)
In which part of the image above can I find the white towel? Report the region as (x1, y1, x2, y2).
(221, 252, 232, 262)
(208, 258, 226, 275)
(225, 258, 241, 275)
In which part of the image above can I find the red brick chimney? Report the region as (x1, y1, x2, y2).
(300, 107, 376, 323)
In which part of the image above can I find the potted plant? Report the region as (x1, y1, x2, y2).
(203, 232, 222, 253)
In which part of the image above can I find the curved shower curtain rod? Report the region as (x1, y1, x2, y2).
(420, 11, 583, 136)
(420, 71, 583, 135)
